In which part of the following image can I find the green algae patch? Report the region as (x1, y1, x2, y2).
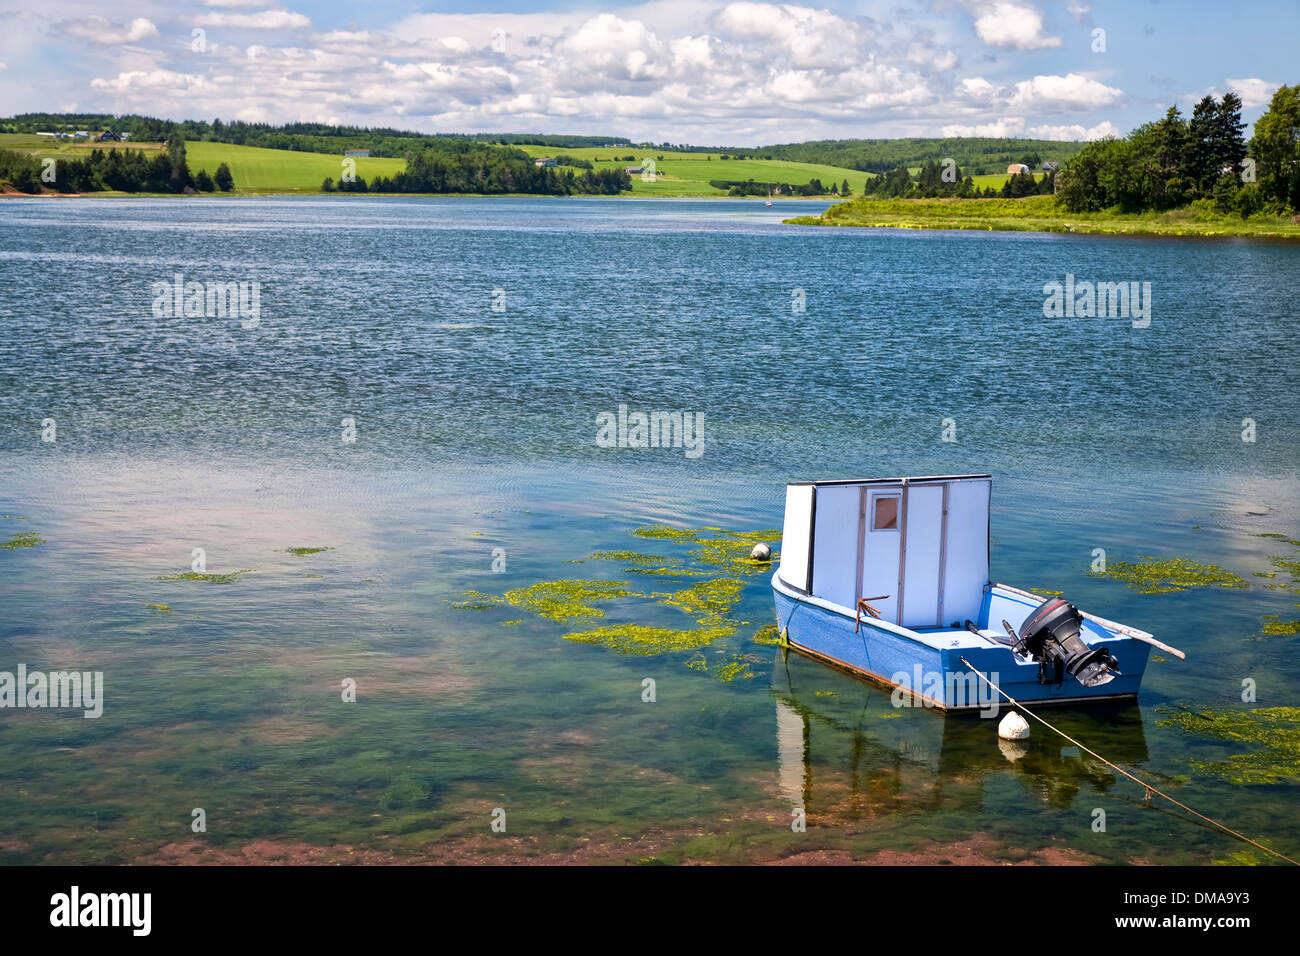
(1213, 851, 1263, 866)
(503, 579, 638, 622)
(1261, 617, 1300, 636)
(626, 566, 710, 578)
(1157, 706, 1300, 785)
(657, 578, 745, 624)
(633, 524, 700, 542)
(2, 531, 45, 551)
(631, 524, 778, 576)
(752, 624, 784, 646)
(1091, 556, 1246, 594)
(451, 580, 638, 621)
(562, 623, 735, 656)
(1253, 533, 1300, 547)
(1264, 555, 1300, 593)
(586, 550, 671, 566)
(280, 547, 333, 557)
(146, 603, 171, 612)
(713, 658, 754, 683)
(1030, 587, 1064, 598)
(587, 549, 706, 578)
(158, 569, 254, 584)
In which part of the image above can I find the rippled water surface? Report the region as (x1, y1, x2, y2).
(1, 196, 1297, 864)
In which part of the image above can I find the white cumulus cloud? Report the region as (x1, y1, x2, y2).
(972, 2, 1061, 50)
(1009, 72, 1122, 111)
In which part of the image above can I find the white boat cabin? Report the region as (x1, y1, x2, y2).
(778, 474, 992, 630)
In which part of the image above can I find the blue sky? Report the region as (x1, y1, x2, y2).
(1, 1, 1294, 144)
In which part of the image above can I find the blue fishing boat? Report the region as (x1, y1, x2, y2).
(770, 475, 1181, 712)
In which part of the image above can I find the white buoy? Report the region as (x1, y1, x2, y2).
(998, 711, 1030, 740)
(750, 543, 772, 562)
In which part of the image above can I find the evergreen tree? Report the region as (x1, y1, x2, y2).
(1187, 95, 1219, 194)
(213, 162, 234, 191)
(1211, 92, 1248, 179)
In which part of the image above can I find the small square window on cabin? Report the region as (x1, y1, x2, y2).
(872, 496, 899, 531)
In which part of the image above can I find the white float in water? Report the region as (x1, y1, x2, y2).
(998, 711, 1030, 740)
(750, 543, 772, 562)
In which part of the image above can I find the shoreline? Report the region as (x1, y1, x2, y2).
(788, 196, 1300, 241)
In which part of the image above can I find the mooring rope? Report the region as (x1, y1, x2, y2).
(958, 656, 1297, 866)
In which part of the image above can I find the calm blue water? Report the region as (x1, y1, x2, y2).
(0, 196, 1297, 864)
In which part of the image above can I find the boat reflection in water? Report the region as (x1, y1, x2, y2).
(772, 646, 1150, 819)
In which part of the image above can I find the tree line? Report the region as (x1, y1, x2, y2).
(713, 177, 854, 196)
(0, 133, 232, 194)
(322, 149, 631, 195)
(859, 161, 1054, 199)
(1056, 85, 1299, 215)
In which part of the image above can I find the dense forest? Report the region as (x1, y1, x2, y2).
(0, 133, 232, 194)
(1056, 85, 1300, 215)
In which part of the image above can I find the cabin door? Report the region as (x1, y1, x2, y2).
(899, 484, 944, 628)
(858, 487, 902, 624)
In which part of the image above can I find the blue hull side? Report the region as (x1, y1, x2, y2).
(773, 586, 1148, 711)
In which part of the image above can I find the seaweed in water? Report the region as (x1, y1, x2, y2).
(1, 531, 45, 551)
(158, 569, 254, 584)
(1090, 555, 1246, 594)
(562, 623, 736, 656)
(655, 578, 745, 624)
(1156, 706, 1300, 785)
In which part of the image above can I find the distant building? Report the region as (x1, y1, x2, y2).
(534, 157, 556, 167)
(344, 149, 371, 157)
(73, 131, 90, 139)
(36, 131, 55, 138)
(119, 133, 131, 141)
(625, 166, 643, 174)
(97, 131, 120, 142)
(1007, 163, 1030, 175)
(1041, 161, 1059, 172)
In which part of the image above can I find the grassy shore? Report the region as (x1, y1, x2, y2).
(789, 194, 1300, 239)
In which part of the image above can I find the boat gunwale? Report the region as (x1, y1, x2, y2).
(772, 570, 1146, 651)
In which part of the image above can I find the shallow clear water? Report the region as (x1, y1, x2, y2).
(0, 196, 1297, 864)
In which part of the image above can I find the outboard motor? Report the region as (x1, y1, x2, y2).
(1012, 598, 1120, 688)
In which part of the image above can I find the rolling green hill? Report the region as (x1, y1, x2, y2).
(184, 142, 405, 193)
(512, 144, 868, 196)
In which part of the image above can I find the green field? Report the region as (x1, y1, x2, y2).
(512, 144, 869, 197)
(0, 136, 406, 195)
(790, 195, 1300, 239)
(184, 142, 405, 194)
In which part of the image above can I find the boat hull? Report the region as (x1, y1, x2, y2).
(772, 574, 1149, 713)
